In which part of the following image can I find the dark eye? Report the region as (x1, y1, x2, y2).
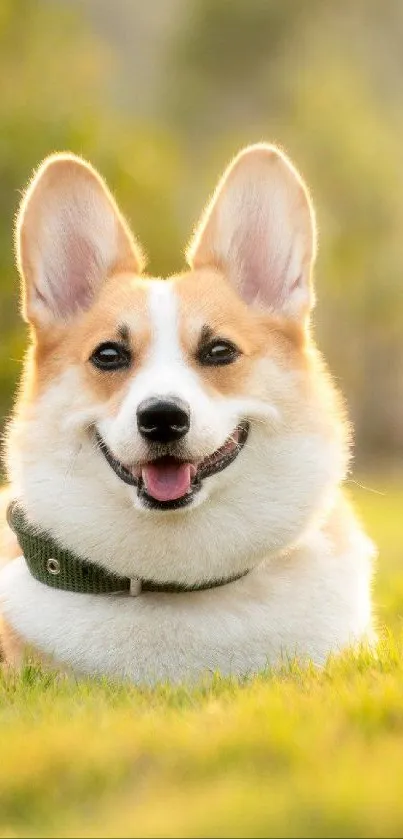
(90, 342, 131, 371)
(198, 339, 241, 366)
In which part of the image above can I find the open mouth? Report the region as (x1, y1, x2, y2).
(95, 422, 249, 510)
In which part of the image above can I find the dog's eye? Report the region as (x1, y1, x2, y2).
(198, 340, 241, 366)
(90, 342, 131, 371)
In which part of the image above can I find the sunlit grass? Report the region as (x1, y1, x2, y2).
(1, 475, 402, 838)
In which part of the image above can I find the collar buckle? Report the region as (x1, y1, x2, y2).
(129, 578, 142, 597)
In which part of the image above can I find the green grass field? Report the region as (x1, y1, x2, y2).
(1, 474, 402, 838)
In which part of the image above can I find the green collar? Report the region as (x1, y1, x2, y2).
(7, 501, 248, 596)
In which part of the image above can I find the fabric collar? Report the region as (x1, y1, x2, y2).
(7, 501, 248, 596)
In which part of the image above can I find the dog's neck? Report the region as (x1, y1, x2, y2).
(8, 410, 345, 591)
(7, 500, 250, 596)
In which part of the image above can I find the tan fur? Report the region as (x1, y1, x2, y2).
(0, 490, 19, 563)
(0, 491, 24, 665)
(0, 617, 26, 667)
(177, 268, 304, 392)
(176, 268, 346, 452)
(15, 267, 341, 459)
(16, 266, 318, 445)
(18, 275, 153, 414)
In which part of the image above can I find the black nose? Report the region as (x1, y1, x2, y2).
(137, 397, 190, 444)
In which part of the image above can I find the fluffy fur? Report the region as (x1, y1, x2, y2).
(0, 144, 375, 683)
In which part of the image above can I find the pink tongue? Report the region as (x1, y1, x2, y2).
(142, 461, 192, 502)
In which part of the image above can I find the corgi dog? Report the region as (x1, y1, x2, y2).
(0, 144, 375, 684)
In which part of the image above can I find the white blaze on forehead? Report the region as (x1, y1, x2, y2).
(147, 280, 185, 374)
(125, 279, 197, 407)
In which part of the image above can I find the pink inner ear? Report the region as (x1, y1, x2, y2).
(235, 221, 295, 309)
(237, 226, 267, 304)
(39, 232, 103, 319)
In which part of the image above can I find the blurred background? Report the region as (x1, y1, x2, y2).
(0, 0, 402, 473)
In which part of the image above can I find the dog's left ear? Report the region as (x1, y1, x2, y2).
(187, 144, 316, 322)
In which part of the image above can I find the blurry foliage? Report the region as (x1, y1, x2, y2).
(0, 0, 402, 460)
(166, 0, 321, 139)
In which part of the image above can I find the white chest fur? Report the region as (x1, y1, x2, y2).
(0, 528, 374, 685)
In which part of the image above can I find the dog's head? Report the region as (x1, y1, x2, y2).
(7, 145, 348, 585)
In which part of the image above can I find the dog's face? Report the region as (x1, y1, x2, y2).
(8, 145, 348, 585)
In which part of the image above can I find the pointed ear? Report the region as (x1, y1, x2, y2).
(16, 153, 145, 326)
(187, 144, 316, 321)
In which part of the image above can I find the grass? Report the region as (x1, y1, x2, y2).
(1, 471, 403, 838)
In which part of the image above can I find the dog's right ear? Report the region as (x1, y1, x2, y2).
(16, 153, 145, 327)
